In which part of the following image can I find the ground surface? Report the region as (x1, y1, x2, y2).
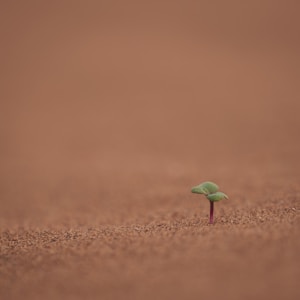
(0, 1, 300, 300)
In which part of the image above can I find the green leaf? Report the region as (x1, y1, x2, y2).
(191, 181, 219, 195)
(191, 186, 208, 194)
(206, 192, 229, 202)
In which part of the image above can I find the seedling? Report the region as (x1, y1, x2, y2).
(191, 181, 228, 224)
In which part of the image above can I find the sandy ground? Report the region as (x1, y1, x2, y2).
(0, 1, 300, 299)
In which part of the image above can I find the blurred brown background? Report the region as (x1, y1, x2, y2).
(0, 1, 299, 300)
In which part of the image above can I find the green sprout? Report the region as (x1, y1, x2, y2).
(191, 181, 228, 224)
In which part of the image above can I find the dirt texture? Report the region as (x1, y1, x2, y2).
(0, 1, 299, 300)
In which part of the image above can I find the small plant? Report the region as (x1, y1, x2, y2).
(191, 181, 228, 224)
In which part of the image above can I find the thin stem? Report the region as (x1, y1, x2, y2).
(209, 201, 214, 224)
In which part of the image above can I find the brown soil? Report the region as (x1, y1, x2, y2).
(0, 1, 299, 300)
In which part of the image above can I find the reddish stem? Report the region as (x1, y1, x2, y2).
(209, 201, 214, 224)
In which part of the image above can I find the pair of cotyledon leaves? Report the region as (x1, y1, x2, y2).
(191, 181, 228, 202)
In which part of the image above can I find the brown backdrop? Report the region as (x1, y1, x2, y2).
(0, 1, 299, 300)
